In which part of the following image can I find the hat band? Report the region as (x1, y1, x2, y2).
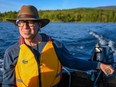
(18, 14, 39, 18)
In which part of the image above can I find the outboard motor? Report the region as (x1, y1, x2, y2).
(92, 43, 114, 64)
(89, 30, 116, 87)
(91, 42, 114, 87)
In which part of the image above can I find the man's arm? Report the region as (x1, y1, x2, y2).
(2, 43, 19, 87)
(53, 39, 114, 75)
(53, 40, 99, 70)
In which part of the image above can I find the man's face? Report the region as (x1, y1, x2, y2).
(17, 20, 41, 39)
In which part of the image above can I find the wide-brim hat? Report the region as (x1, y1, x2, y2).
(7, 5, 50, 28)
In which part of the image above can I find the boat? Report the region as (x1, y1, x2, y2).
(57, 66, 116, 87)
(0, 68, 116, 87)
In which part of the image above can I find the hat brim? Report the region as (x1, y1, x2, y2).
(7, 18, 50, 28)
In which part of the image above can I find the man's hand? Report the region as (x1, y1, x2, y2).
(100, 63, 114, 76)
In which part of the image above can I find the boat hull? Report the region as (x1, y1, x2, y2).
(58, 71, 116, 87)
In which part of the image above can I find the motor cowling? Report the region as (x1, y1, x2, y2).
(91, 43, 114, 64)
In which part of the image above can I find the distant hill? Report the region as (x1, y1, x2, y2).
(1, 5, 116, 22)
(96, 6, 116, 10)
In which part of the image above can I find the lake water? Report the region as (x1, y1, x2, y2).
(0, 22, 116, 81)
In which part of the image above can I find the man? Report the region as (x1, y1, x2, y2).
(2, 5, 114, 87)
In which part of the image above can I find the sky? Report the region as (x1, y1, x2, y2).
(0, 0, 116, 13)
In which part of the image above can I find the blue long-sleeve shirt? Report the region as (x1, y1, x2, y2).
(2, 34, 99, 87)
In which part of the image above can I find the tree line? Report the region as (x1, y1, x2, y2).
(0, 8, 116, 22)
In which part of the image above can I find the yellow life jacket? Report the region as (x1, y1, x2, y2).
(15, 41, 62, 87)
